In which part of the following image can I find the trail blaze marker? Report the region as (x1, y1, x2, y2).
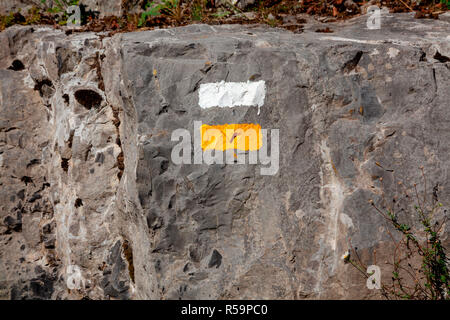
(200, 124, 262, 151)
(169, 79, 278, 175)
(198, 80, 266, 115)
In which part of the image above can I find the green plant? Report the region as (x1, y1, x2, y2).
(138, 0, 182, 26)
(191, 0, 206, 21)
(26, 6, 42, 24)
(41, 0, 80, 13)
(38, 0, 83, 26)
(211, 9, 231, 18)
(441, 0, 450, 9)
(0, 12, 15, 31)
(347, 168, 450, 299)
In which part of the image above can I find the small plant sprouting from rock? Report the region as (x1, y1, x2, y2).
(139, 0, 183, 26)
(40, 0, 80, 14)
(346, 168, 450, 300)
(191, 0, 206, 21)
(40, 0, 80, 26)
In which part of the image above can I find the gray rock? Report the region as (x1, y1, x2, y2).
(0, 12, 449, 300)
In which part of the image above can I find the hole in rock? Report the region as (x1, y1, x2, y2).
(74, 89, 103, 110)
(61, 158, 69, 172)
(74, 198, 83, 208)
(208, 249, 222, 269)
(21, 176, 33, 185)
(62, 94, 70, 104)
(434, 51, 450, 63)
(8, 60, 25, 71)
(34, 79, 53, 97)
(342, 51, 363, 73)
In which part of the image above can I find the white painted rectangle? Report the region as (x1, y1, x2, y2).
(198, 80, 266, 114)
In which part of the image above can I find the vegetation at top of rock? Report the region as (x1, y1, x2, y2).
(139, 0, 183, 26)
(441, 0, 450, 9)
(41, 0, 80, 13)
(1, 0, 449, 32)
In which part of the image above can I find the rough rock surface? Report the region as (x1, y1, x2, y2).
(0, 13, 449, 299)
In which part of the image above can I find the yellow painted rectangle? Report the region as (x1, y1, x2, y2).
(201, 124, 262, 151)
